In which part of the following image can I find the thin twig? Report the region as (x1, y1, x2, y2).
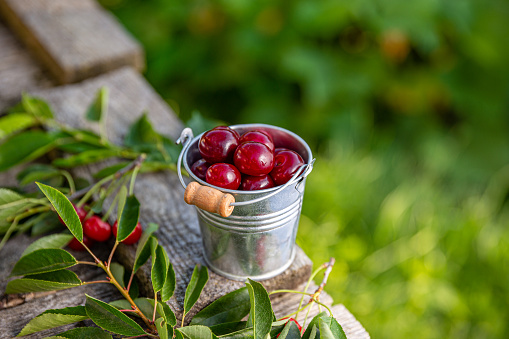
(107, 241, 119, 268)
(311, 257, 335, 301)
(81, 280, 111, 285)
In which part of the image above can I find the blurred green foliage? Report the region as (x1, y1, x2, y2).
(100, 0, 509, 337)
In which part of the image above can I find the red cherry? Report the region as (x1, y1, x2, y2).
(190, 158, 211, 181)
(199, 127, 239, 163)
(213, 126, 240, 139)
(58, 204, 88, 225)
(206, 163, 241, 190)
(239, 131, 274, 151)
(274, 147, 289, 155)
(233, 142, 274, 176)
(83, 216, 111, 242)
(68, 235, 94, 251)
(240, 174, 275, 191)
(270, 150, 304, 185)
(112, 221, 143, 245)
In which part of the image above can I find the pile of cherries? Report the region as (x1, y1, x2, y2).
(190, 126, 304, 191)
(64, 205, 143, 251)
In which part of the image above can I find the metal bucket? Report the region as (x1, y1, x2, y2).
(176, 124, 314, 281)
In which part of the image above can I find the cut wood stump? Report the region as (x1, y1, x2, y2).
(0, 0, 144, 84)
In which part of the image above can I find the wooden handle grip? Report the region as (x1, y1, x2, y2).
(184, 182, 235, 217)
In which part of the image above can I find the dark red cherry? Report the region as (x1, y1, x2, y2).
(112, 221, 143, 245)
(233, 142, 274, 176)
(83, 216, 111, 242)
(190, 158, 211, 181)
(240, 174, 275, 191)
(213, 126, 240, 139)
(239, 131, 274, 151)
(68, 234, 94, 251)
(274, 147, 289, 155)
(199, 128, 239, 163)
(270, 150, 304, 185)
(206, 163, 241, 190)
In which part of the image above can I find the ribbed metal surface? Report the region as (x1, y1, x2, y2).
(181, 124, 313, 280)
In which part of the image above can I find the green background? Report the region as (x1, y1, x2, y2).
(100, 0, 509, 337)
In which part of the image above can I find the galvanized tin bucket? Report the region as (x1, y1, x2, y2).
(176, 124, 314, 281)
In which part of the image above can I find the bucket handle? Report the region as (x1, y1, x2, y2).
(176, 127, 314, 217)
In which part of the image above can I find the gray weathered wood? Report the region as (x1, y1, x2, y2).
(0, 0, 144, 84)
(0, 19, 53, 113)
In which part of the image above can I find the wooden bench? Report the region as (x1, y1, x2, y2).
(0, 1, 369, 338)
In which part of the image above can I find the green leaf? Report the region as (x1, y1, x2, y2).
(0, 188, 28, 223)
(125, 113, 161, 149)
(133, 223, 159, 273)
(208, 321, 247, 336)
(156, 318, 169, 339)
(116, 185, 128, 222)
(36, 182, 83, 241)
(157, 301, 177, 326)
(116, 195, 140, 242)
(246, 279, 274, 339)
(16, 306, 88, 336)
(217, 327, 254, 338)
(6, 269, 81, 294)
(308, 325, 318, 339)
(21, 233, 74, 257)
(302, 312, 328, 339)
(45, 327, 112, 339)
(178, 325, 219, 339)
(22, 94, 54, 119)
(17, 164, 61, 186)
(31, 212, 61, 236)
(58, 141, 105, 154)
(10, 248, 77, 276)
(110, 262, 125, 288)
(191, 287, 250, 326)
(52, 149, 119, 168)
(319, 317, 336, 339)
(86, 87, 108, 122)
(85, 294, 146, 336)
(151, 243, 168, 293)
(0, 113, 37, 140)
(0, 131, 58, 172)
(184, 265, 209, 315)
(330, 317, 347, 339)
(278, 321, 302, 339)
(161, 261, 176, 302)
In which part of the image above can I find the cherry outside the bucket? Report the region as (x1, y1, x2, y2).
(199, 127, 239, 163)
(206, 163, 241, 190)
(112, 221, 143, 245)
(83, 216, 112, 242)
(239, 130, 275, 151)
(68, 234, 94, 251)
(190, 158, 211, 181)
(233, 142, 274, 176)
(240, 174, 275, 191)
(270, 149, 304, 185)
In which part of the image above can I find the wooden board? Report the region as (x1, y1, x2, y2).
(0, 0, 144, 84)
(0, 19, 53, 113)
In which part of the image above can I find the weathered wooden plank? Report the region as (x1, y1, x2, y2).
(0, 19, 53, 113)
(0, 0, 144, 84)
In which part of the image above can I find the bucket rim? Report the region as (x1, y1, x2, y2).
(182, 123, 313, 195)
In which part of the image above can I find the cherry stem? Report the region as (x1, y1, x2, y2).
(59, 170, 76, 195)
(152, 293, 158, 323)
(126, 270, 135, 292)
(295, 262, 328, 320)
(82, 280, 111, 285)
(107, 241, 119, 268)
(100, 262, 156, 332)
(77, 261, 98, 266)
(129, 160, 143, 196)
(277, 302, 312, 321)
(269, 290, 312, 296)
